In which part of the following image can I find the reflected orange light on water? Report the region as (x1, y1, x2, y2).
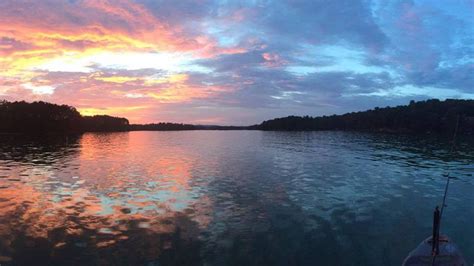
(0, 132, 213, 260)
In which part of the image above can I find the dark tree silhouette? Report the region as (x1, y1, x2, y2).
(1, 99, 473, 134)
(128, 123, 250, 131)
(0, 101, 128, 133)
(257, 99, 474, 135)
(129, 123, 197, 131)
(0, 100, 82, 132)
(81, 115, 129, 132)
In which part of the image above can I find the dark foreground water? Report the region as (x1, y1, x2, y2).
(0, 131, 472, 265)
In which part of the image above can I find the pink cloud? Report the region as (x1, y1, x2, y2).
(261, 52, 286, 68)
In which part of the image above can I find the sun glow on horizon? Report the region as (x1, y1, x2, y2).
(78, 105, 150, 118)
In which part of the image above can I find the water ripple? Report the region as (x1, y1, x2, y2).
(0, 131, 472, 265)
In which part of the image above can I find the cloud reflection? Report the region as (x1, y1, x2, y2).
(0, 132, 212, 264)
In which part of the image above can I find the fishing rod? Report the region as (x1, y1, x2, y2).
(438, 116, 460, 233)
(431, 115, 461, 264)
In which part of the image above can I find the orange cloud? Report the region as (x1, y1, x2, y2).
(0, 0, 245, 124)
(78, 105, 149, 117)
(144, 74, 189, 85)
(95, 76, 141, 84)
(146, 85, 224, 103)
(0, 0, 245, 75)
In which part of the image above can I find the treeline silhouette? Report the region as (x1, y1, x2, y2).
(257, 99, 474, 134)
(0, 100, 253, 133)
(0, 101, 129, 133)
(130, 123, 196, 131)
(2, 99, 474, 134)
(129, 123, 248, 131)
(193, 125, 250, 130)
(82, 115, 129, 132)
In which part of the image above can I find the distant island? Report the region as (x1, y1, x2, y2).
(1, 99, 473, 135)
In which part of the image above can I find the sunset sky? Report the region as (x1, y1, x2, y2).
(0, 0, 473, 125)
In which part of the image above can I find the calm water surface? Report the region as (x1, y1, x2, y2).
(0, 131, 473, 265)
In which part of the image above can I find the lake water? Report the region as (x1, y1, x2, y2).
(0, 131, 472, 265)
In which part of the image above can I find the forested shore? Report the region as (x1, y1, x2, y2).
(1, 99, 473, 135)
